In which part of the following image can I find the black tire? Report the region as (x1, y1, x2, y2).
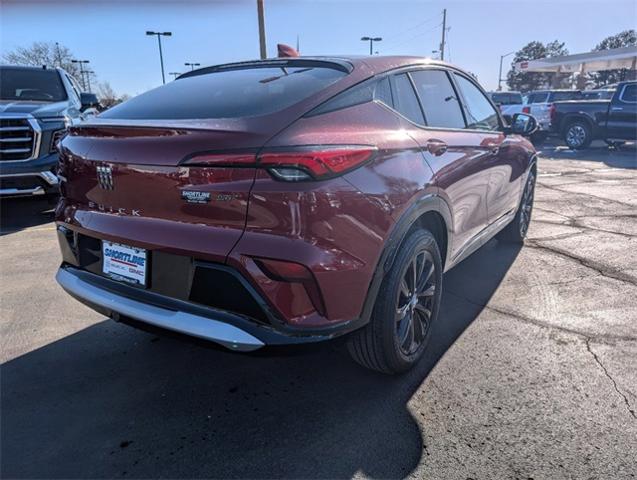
(497, 168, 536, 243)
(347, 229, 443, 374)
(563, 121, 592, 150)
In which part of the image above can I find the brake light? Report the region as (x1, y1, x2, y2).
(184, 146, 376, 182)
(522, 106, 531, 114)
(549, 104, 557, 123)
(254, 257, 326, 315)
(259, 147, 376, 181)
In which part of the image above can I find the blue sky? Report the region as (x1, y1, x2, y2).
(1, 0, 635, 96)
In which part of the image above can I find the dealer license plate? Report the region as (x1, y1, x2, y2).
(102, 241, 147, 286)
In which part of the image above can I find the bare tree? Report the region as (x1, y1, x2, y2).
(97, 81, 129, 109)
(2, 41, 82, 81)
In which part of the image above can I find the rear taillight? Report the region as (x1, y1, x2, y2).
(522, 106, 531, 114)
(549, 103, 557, 123)
(184, 146, 376, 182)
(259, 147, 375, 181)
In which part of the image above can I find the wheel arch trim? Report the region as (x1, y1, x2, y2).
(357, 193, 452, 326)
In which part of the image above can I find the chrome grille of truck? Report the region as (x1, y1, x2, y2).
(0, 117, 37, 161)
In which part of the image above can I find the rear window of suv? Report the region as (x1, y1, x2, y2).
(101, 66, 348, 120)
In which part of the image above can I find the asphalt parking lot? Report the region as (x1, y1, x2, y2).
(1, 142, 636, 479)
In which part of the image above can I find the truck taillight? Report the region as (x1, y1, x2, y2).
(522, 106, 531, 114)
(549, 104, 557, 123)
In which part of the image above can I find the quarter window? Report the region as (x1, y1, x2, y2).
(453, 73, 500, 131)
(410, 70, 465, 129)
(620, 84, 637, 103)
(392, 73, 425, 124)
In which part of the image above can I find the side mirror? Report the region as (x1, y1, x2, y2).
(80, 92, 100, 111)
(509, 113, 538, 136)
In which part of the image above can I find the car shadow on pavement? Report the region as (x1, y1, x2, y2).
(0, 196, 57, 235)
(1, 240, 521, 479)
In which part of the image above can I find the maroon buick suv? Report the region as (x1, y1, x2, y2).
(55, 56, 537, 373)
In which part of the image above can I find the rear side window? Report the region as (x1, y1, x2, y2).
(308, 76, 393, 116)
(528, 92, 548, 104)
(410, 70, 465, 129)
(453, 73, 499, 131)
(101, 66, 347, 119)
(551, 91, 582, 102)
(392, 73, 425, 124)
(620, 84, 637, 103)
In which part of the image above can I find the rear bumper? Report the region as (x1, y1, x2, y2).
(56, 266, 265, 351)
(56, 264, 356, 350)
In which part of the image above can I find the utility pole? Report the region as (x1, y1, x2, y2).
(439, 9, 447, 61)
(296, 34, 300, 54)
(71, 59, 90, 91)
(257, 0, 267, 59)
(55, 42, 62, 68)
(84, 70, 94, 92)
(146, 31, 172, 84)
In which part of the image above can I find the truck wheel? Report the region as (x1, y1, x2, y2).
(347, 229, 443, 374)
(564, 121, 592, 149)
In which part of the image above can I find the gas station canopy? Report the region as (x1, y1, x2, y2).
(513, 45, 637, 73)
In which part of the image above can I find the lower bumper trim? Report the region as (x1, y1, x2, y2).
(55, 268, 265, 352)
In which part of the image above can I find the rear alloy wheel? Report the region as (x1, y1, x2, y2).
(347, 229, 442, 374)
(497, 169, 536, 243)
(564, 121, 592, 149)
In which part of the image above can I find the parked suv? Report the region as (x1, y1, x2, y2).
(0, 65, 99, 197)
(55, 56, 538, 373)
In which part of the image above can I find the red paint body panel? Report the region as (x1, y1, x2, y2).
(55, 56, 536, 337)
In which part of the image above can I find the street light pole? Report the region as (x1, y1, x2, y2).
(184, 62, 201, 71)
(71, 59, 90, 91)
(361, 36, 382, 55)
(146, 31, 172, 84)
(498, 51, 516, 91)
(169, 72, 182, 80)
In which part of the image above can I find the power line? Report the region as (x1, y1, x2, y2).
(382, 13, 441, 45)
(383, 23, 442, 50)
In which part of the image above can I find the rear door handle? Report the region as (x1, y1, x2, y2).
(611, 107, 624, 111)
(426, 139, 448, 156)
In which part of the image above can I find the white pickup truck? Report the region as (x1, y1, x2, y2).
(506, 89, 583, 139)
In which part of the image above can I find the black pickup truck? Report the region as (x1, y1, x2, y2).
(550, 81, 636, 149)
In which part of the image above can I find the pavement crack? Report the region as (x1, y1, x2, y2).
(525, 241, 637, 287)
(537, 182, 637, 209)
(585, 338, 637, 421)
